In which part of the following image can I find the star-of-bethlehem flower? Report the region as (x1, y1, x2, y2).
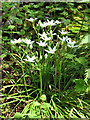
(57, 36, 66, 42)
(23, 55, 36, 62)
(45, 46, 57, 54)
(58, 35, 71, 42)
(38, 32, 49, 38)
(58, 30, 67, 34)
(11, 38, 34, 45)
(38, 31, 56, 42)
(50, 30, 56, 36)
(26, 18, 37, 22)
(67, 40, 76, 48)
(36, 41, 47, 47)
(37, 19, 61, 27)
(11, 38, 22, 44)
(22, 38, 34, 45)
(38, 32, 51, 42)
(40, 36, 51, 42)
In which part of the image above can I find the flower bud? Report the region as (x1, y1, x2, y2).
(45, 54, 48, 59)
(30, 44, 33, 49)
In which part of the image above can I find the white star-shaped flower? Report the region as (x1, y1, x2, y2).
(45, 46, 57, 54)
(59, 30, 67, 34)
(23, 55, 36, 62)
(36, 41, 47, 47)
(57, 36, 66, 42)
(11, 38, 22, 44)
(38, 32, 49, 38)
(22, 38, 34, 45)
(67, 40, 76, 48)
(38, 19, 61, 28)
(40, 36, 51, 42)
(55, 20, 61, 24)
(26, 18, 37, 22)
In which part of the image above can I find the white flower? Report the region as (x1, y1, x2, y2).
(38, 32, 51, 42)
(23, 55, 36, 62)
(26, 18, 37, 22)
(55, 20, 61, 24)
(45, 46, 57, 54)
(11, 38, 22, 44)
(58, 36, 66, 42)
(59, 30, 67, 34)
(40, 22, 48, 27)
(58, 35, 71, 43)
(65, 36, 71, 41)
(40, 36, 51, 42)
(36, 41, 47, 47)
(38, 19, 61, 28)
(67, 40, 76, 48)
(22, 38, 34, 45)
(50, 30, 56, 36)
(47, 19, 56, 26)
(38, 32, 49, 38)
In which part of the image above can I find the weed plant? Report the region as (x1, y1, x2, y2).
(1, 2, 90, 119)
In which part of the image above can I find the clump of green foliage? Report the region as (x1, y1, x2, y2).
(1, 2, 90, 119)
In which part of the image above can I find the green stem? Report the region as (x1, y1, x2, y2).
(54, 64, 57, 89)
(20, 55, 29, 99)
(59, 60, 62, 98)
(39, 69, 42, 96)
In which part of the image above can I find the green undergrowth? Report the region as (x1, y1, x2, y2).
(1, 2, 90, 119)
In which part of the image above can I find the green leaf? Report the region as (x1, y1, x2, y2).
(75, 57, 86, 65)
(42, 103, 51, 108)
(74, 79, 87, 92)
(15, 19, 22, 24)
(18, 29, 25, 35)
(33, 5, 40, 8)
(65, 53, 76, 59)
(33, 101, 41, 107)
(14, 112, 23, 119)
(55, 7, 64, 11)
(0, 54, 7, 58)
(61, 18, 70, 25)
(80, 35, 89, 44)
(8, 25, 15, 30)
(23, 5, 30, 11)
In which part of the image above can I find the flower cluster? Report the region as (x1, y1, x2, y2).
(37, 19, 61, 28)
(11, 19, 77, 63)
(38, 32, 51, 42)
(11, 38, 34, 45)
(11, 38, 22, 44)
(58, 34, 77, 48)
